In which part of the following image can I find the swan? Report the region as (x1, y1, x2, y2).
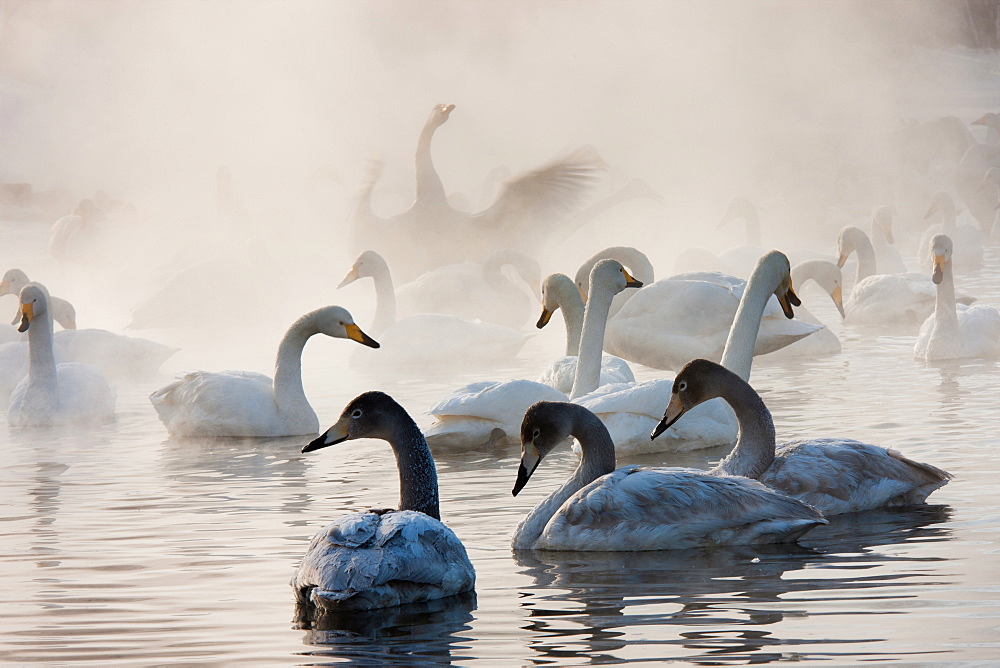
(836, 225, 970, 326)
(917, 191, 985, 271)
(914, 234, 1000, 361)
(601, 254, 822, 372)
(760, 260, 844, 357)
(48, 199, 103, 265)
(510, 401, 827, 551)
(868, 206, 907, 274)
(535, 272, 634, 393)
(573, 246, 653, 318)
(652, 358, 952, 515)
(149, 306, 379, 437)
(292, 391, 475, 614)
(1, 268, 77, 329)
(394, 248, 541, 329)
(8, 284, 115, 428)
(337, 250, 529, 369)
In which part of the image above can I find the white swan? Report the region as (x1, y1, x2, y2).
(836, 225, 960, 326)
(535, 272, 634, 393)
(573, 246, 653, 318)
(914, 234, 1000, 361)
(601, 255, 822, 372)
(8, 283, 115, 428)
(1, 268, 77, 330)
(510, 401, 826, 551)
(868, 206, 907, 274)
(292, 391, 475, 615)
(760, 260, 844, 357)
(48, 199, 103, 265)
(149, 306, 379, 437)
(653, 358, 952, 515)
(917, 191, 985, 271)
(395, 248, 541, 329)
(338, 250, 528, 370)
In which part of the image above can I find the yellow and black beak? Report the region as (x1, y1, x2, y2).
(512, 441, 542, 496)
(337, 266, 360, 289)
(651, 393, 685, 440)
(831, 285, 845, 319)
(932, 253, 946, 285)
(17, 302, 33, 333)
(302, 416, 350, 453)
(776, 281, 801, 319)
(345, 323, 380, 348)
(623, 268, 643, 289)
(536, 307, 554, 329)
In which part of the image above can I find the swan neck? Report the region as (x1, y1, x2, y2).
(26, 310, 59, 398)
(272, 315, 315, 417)
(555, 281, 585, 355)
(368, 261, 397, 336)
(719, 266, 774, 382)
(415, 115, 447, 205)
(853, 232, 878, 282)
(570, 282, 614, 399)
(933, 261, 958, 329)
(389, 419, 440, 520)
(710, 375, 776, 479)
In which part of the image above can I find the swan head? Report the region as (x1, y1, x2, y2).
(573, 246, 647, 302)
(536, 273, 577, 328)
(651, 359, 731, 440)
(513, 401, 574, 496)
(835, 226, 866, 268)
(924, 191, 955, 220)
(972, 112, 1000, 130)
(588, 259, 642, 303)
(929, 234, 953, 285)
(338, 250, 388, 288)
(717, 197, 757, 229)
(312, 306, 380, 348)
(302, 391, 403, 453)
(0, 268, 30, 296)
(872, 205, 895, 244)
(791, 260, 845, 319)
(754, 251, 800, 319)
(16, 283, 50, 333)
(429, 104, 455, 127)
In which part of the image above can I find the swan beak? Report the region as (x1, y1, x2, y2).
(836, 253, 847, 268)
(883, 222, 895, 245)
(536, 307, 554, 329)
(512, 442, 541, 496)
(932, 254, 946, 285)
(17, 302, 32, 333)
(972, 114, 989, 126)
(577, 283, 587, 303)
(651, 394, 685, 440)
(337, 266, 360, 289)
(302, 416, 350, 453)
(345, 323, 380, 348)
(776, 283, 800, 319)
(924, 201, 939, 219)
(831, 285, 846, 318)
(623, 268, 643, 289)
(0, 280, 8, 296)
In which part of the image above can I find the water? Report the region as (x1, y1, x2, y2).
(1, 238, 998, 665)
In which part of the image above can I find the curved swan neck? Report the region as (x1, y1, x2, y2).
(719, 257, 779, 382)
(414, 109, 448, 207)
(365, 255, 397, 336)
(550, 275, 585, 355)
(272, 314, 319, 416)
(570, 274, 616, 399)
(387, 415, 441, 520)
(484, 249, 538, 291)
(849, 229, 878, 282)
(707, 369, 776, 480)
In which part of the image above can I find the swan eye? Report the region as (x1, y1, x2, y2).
(532, 428, 540, 440)
(351, 408, 363, 419)
(677, 380, 687, 392)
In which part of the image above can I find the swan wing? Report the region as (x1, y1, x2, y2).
(149, 370, 283, 437)
(535, 466, 825, 551)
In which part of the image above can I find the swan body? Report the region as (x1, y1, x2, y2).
(655, 358, 952, 515)
(914, 234, 1000, 361)
(149, 306, 378, 437)
(338, 250, 528, 370)
(8, 284, 115, 428)
(292, 392, 475, 615)
(511, 401, 826, 551)
(395, 249, 541, 329)
(1, 268, 77, 329)
(535, 272, 634, 393)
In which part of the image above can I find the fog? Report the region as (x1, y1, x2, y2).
(0, 0, 986, 364)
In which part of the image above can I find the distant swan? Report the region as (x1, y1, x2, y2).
(8, 283, 115, 428)
(1, 268, 77, 330)
(338, 250, 528, 369)
(510, 401, 826, 551)
(760, 260, 844, 357)
(914, 234, 1000, 361)
(653, 358, 952, 515)
(149, 306, 378, 437)
(868, 205, 907, 274)
(292, 391, 475, 615)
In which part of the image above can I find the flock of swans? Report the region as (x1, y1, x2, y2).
(5, 103, 1000, 624)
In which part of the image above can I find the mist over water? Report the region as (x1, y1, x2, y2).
(2, 1, 1000, 664)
